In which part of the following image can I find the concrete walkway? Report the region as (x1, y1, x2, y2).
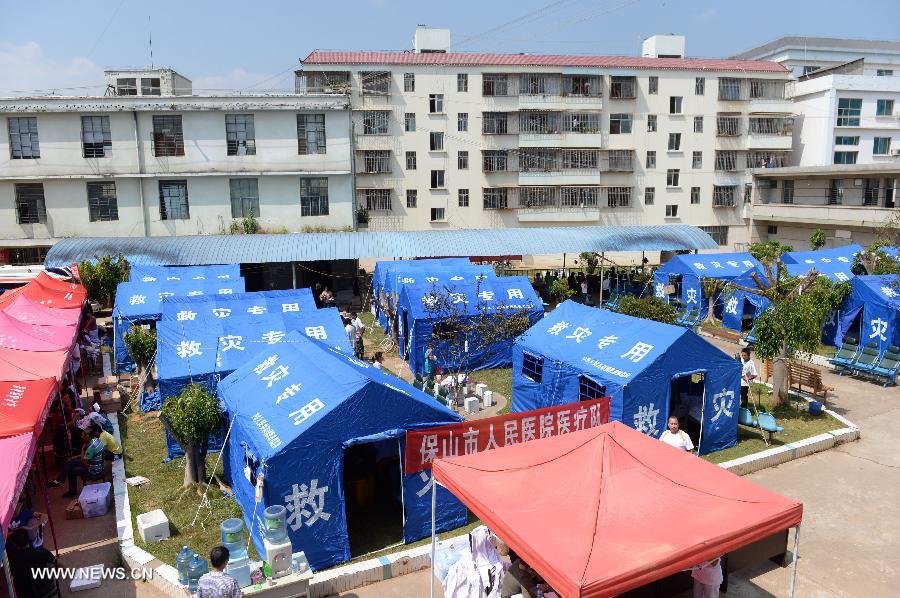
(340, 336, 900, 597)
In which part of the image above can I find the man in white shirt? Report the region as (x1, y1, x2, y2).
(344, 319, 355, 344)
(659, 416, 694, 452)
(350, 312, 365, 334)
(740, 347, 758, 407)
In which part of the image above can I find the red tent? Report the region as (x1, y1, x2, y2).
(22, 273, 86, 309)
(432, 421, 803, 598)
(1, 292, 81, 328)
(0, 433, 37, 539)
(0, 378, 58, 439)
(0, 348, 70, 382)
(0, 311, 74, 352)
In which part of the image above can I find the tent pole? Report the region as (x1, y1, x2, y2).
(430, 476, 437, 598)
(789, 524, 801, 598)
(696, 382, 706, 455)
(35, 459, 60, 559)
(600, 253, 605, 308)
(3, 550, 17, 598)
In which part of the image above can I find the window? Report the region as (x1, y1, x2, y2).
(404, 113, 416, 132)
(669, 96, 683, 114)
(692, 151, 702, 169)
(828, 180, 844, 205)
(364, 189, 392, 211)
(229, 178, 259, 218)
(715, 150, 738, 171)
(225, 114, 256, 156)
(483, 150, 509, 172)
(521, 187, 557, 208)
(694, 116, 704, 133)
(607, 150, 633, 172)
(690, 186, 700, 204)
(520, 111, 559, 134)
(645, 151, 656, 169)
(406, 190, 417, 208)
(876, 99, 895, 116)
(482, 74, 509, 96)
(297, 114, 326, 153)
(607, 187, 631, 207)
(834, 151, 858, 165)
(864, 179, 881, 206)
(521, 148, 557, 172)
(802, 66, 820, 75)
(457, 151, 469, 170)
(522, 353, 543, 383)
(360, 71, 390, 95)
(781, 180, 794, 204)
(647, 114, 657, 132)
(297, 178, 328, 216)
(405, 151, 417, 170)
(713, 185, 736, 207)
(429, 94, 444, 113)
(562, 113, 601, 133)
(561, 187, 599, 207)
(430, 208, 446, 222)
(141, 78, 161, 95)
(457, 73, 468, 92)
(483, 188, 509, 209)
(610, 76, 636, 99)
(116, 78, 137, 95)
(362, 150, 390, 173)
(648, 76, 658, 95)
(716, 115, 741, 136)
(837, 98, 862, 126)
(521, 74, 547, 95)
(767, 225, 778, 235)
(695, 77, 705, 95)
(644, 187, 655, 205)
(361, 111, 389, 135)
(429, 132, 444, 151)
(666, 169, 680, 187)
(667, 132, 681, 151)
(152, 115, 184, 157)
(665, 204, 678, 218)
(81, 116, 111, 158)
(14, 184, 47, 224)
(9, 247, 49, 266)
(873, 137, 892, 155)
(835, 136, 859, 145)
(430, 170, 445, 189)
(877, 70, 894, 77)
(86, 182, 119, 221)
(457, 113, 468, 132)
(561, 150, 598, 170)
(578, 376, 606, 402)
(403, 73, 415, 92)
(744, 183, 753, 204)
(158, 180, 189, 220)
(482, 112, 509, 134)
(610, 113, 632, 134)
(750, 117, 793, 135)
(458, 189, 469, 207)
(563, 75, 600, 97)
(718, 78, 742, 100)
(699, 225, 728, 245)
(8, 117, 40, 159)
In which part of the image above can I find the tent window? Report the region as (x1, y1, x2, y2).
(578, 376, 605, 402)
(522, 353, 543, 383)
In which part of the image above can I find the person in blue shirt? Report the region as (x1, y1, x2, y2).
(424, 343, 437, 381)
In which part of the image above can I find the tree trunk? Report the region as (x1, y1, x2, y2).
(705, 295, 716, 323)
(183, 441, 207, 487)
(773, 342, 791, 406)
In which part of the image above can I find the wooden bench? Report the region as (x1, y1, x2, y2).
(764, 359, 833, 403)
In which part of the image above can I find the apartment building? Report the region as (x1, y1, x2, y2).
(297, 28, 794, 250)
(734, 36, 900, 79)
(0, 68, 353, 264)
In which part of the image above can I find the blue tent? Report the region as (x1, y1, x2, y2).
(781, 244, 862, 282)
(832, 275, 900, 351)
(113, 279, 246, 372)
(512, 301, 741, 454)
(721, 274, 772, 335)
(653, 253, 763, 315)
(397, 276, 543, 374)
(130, 264, 242, 283)
(160, 289, 316, 322)
(217, 332, 467, 571)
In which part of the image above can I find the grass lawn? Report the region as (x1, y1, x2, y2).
(468, 368, 513, 414)
(703, 383, 845, 464)
(119, 408, 258, 566)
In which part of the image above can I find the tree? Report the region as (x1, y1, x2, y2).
(617, 295, 677, 325)
(700, 278, 726, 323)
(160, 384, 222, 488)
(577, 252, 599, 275)
(810, 229, 827, 251)
(123, 325, 156, 389)
(733, 242, 849, 405)
(854, 242, 900, 276)
(78, 255, 130, 307)
(548, 278, 575, 304)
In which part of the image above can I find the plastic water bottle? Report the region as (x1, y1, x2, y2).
(176, 546, 192, 586)
(187, 553, 208, 592)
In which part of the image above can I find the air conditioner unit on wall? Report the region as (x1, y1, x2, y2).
(891, 148, 900, 156)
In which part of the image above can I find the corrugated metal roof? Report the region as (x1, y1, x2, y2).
(44, 225, 718, 268)
(301, 50, 788, 73)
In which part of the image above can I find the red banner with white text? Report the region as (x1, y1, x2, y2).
(405, 398, 610, 474)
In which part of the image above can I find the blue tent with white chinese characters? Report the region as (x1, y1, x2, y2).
(160, 289, 316, 322)
(653, 253, 763, 316)
(217, 332, 467, 571)
(130, 264, 242, 284)
(397, 276, 543, 375)
(113, 278, 245, 372)
(721, 274, 772, 335)
(512, 301, 741, 455)
(831, 275, 900, 351)
(781, 244, 862, 282)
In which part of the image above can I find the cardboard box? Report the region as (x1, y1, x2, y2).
(99, 390, 121, 413)
(98, 375, 118, 388)
(66, 499, 83, 520)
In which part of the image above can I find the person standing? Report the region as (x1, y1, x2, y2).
(580, 279, 589, 304)
(424, 343, 437, 381)
(659, 416, 695, 452)
(343, 318, 355, 344)
(740, 347, 758, 407)
(197, 546, 243, 598)
(691, 557, 724, 598)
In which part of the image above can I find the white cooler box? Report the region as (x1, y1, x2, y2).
(79, 482, 111, 518)
(136, 509, 170, 543)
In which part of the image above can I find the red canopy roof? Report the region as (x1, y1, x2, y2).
(22, 273, 86, 309)
(1, 292, 80, 328)
(0, 347, 70, 382)
(433, 421, 803, 598)
(0, 311, 74, 351)
(0, 433, 36, 538)
(0, 378, 57, 439)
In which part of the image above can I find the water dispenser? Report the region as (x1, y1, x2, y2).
(262, 505, 293, 578)
(220, 518, 252, 588)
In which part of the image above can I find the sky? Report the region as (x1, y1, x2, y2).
(1, 0, 897, 95)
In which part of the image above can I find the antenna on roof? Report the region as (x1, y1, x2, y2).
(148, 15, 154, 68)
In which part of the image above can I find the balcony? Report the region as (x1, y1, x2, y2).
(609, 77, 636, 99)
(603, 151, 634, 172)
(753, 202, 897, 228)
(356, 150, 391, 175)
(298, 71, 351, 95)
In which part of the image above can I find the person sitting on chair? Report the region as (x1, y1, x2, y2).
(659, 416, 695, 452)
(49, 425, 104, 498)
(8, 528, 57, 598)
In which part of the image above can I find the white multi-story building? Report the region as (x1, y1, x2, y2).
(297, 28, 794, 250)
(0, 68, 353, 264)
(733, 36, 900, 79)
